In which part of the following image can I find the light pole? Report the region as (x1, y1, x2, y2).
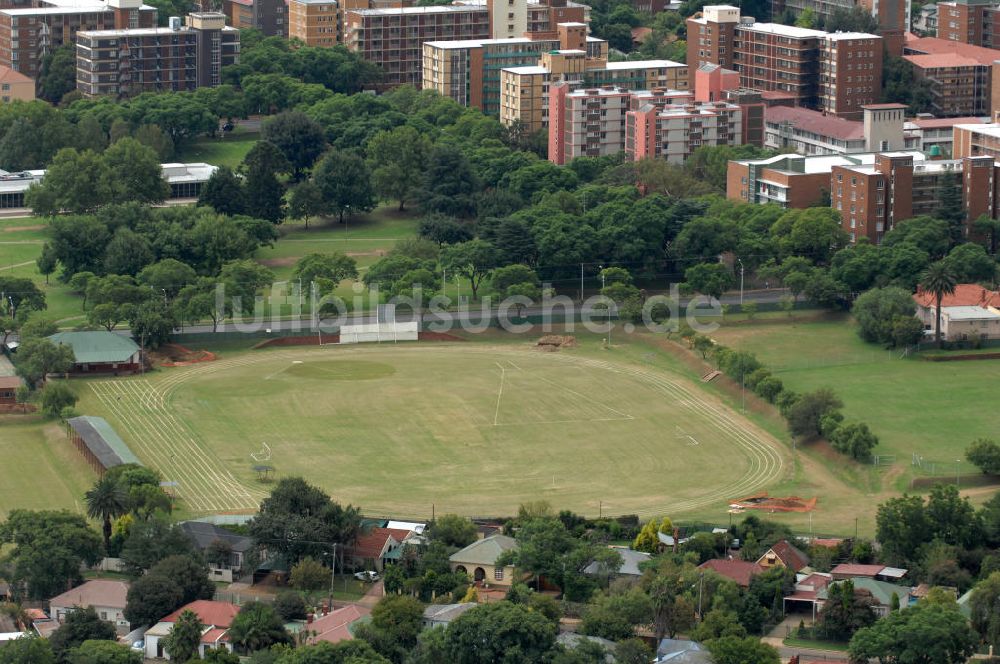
(599, 265, 610, 346)
(327, 542, 338, 612)
(736, 258, 745, 306)
(957, 459, 961, 489)
(161, 289, 168, 305)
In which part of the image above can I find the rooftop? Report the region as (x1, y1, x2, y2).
(308, 604, 369, 644)
(601, 59, 685, 70)
(904, 35, 1000, 65)
(179, 521, 254, 553)
(48, 579, 129, 610)
(903, 53, 987, 69)
(765, 105, 864, 142)
(583, 547, 651, 576)
(0, 65, 33, 85)
(738, 21, 827, 38)
(943, 305, 1000, 321)
(66, 416, 141, 469)
(78, 24, 238, 37)
(49, 330, 139, 364)
(907, 116, 987, 129)
(914, 283, 1000, 308)
(423, 603, 476, 624)
(698, 558, 763, 587)
(449, 534, 518, 566)
(350, 4, 485, 14)
(161, 600, 239, 628)
(824, 31, 880, 40)
(424, 37, 537, 48)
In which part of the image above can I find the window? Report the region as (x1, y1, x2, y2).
(494, 567, 504, 580)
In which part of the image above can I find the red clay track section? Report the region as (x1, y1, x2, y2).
(731, 492, 817, 512)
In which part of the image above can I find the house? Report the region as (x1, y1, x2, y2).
(583, 547, 651, 578)
(0, 355, 22, 405)
(913, 284, 1000, 341)
(179, 521, 255, 582)
(48, 580, 130, 634)
(698, 559, 763, 588)
(48, 331, 141, 375)
(782, 572, 834, 619)
(756, 540, 810, 572)
(305, 604, 369, 645)
(386, 520, 426, 534)
(0, 65, 34, 103)
(449, 534, 519, 587)
(830, 564, 908, 582)
(654, 638, 713, 663)
(817, 578, 908, 617)
(143, 600, 239, 660)
(422, 603, 476, 629)
(558, 633, 618, 660)
(344, 527, 414, 572)
(657, 531, 690, 550)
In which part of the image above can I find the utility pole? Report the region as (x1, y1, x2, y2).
(327, 542, 338, 612)
(599, 266, 610, 346)
(580, 263, 584, 302)
(737, 258, 745, 306)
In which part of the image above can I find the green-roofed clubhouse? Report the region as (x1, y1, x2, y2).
(49, 331, 141, 375)
(67, 415, 142, 474)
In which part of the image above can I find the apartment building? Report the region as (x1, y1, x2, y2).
(221, 0, 285, 36)
(76, 12, 239, 97)
(288, 0, 411, 48)
(0, 0, 157, 77)
(500, 51, 688, 132)
(728, 149, 1000, 244)
(627, 97, 745, 163)
(687, 7, 882, 120)
(548, 84, 630, 164)
(770, 0, 908, 54)
(953, 121, 1000, 159)
(905, 115, 988, 155)
(0, 63, 33, 100)
(902, 35, 999, 117)
(763, 103, 906, 154)
(936, 0, 1000, 47)
(422, 21, 604, 115)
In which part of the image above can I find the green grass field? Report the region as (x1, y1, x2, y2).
(708, 312, 1000, 486)
(73, 339, 789, 520)
(0, 417, 96, 518)
(175, 131, 260, 168)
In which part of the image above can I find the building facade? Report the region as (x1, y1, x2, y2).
(0, 0, 157, 77)
(936, 0, 1000, 47)
(76, 12, 239, 97)
(288, 0, 411, 48)
(221, 0, 285, 36)
(902, 35, 998, 117)
(771, 0, 908, 54)
(0, 63, 32, 100)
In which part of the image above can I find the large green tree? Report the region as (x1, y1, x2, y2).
(49, 607, 117, 661)
(102, 137, 170, 205)
(241, 141, 289, 224)
(37, 45, 77, 104)
(163, 609, 203, 663)
(85, 475, 129, 551)
(14, 337, 75, 388)
(437, 601, 557, 664)
(313, 149, 376, 223)
(367, 125, 431, 211)
(228, 602, 292, 653)
(848, 602, 976, 664)
(262, 110, 327, 180)
(851, 286, 916, 345)
(440, 240, 498, 300)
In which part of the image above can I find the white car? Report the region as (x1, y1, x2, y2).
(354, 570, 379, 582)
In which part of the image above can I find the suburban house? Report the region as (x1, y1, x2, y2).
(583, 547, 651, 578)
(829, 563, 907, 582)
(48, 580, 130, 634)
(304, 604, 370, 645)
(449, 534, 519, 587)
(344, 527, 414, 572)
(179, 521, 255, 582)
(819, 578, 908, 617)
(0, 355, 22, 405)
(654, 638, 712, 663)
(143, 600, 239, 659)
(782, 572, 834, 619)
(698, 559, 764, 588)
(49, 331, 142, 375)
(913, 284, 1000, 341)
(756, 540, 810, 573)
(422, 603, 476, 629)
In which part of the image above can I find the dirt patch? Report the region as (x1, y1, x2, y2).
(922, 352, 1000, 361)
(253, 335, 335, 348)
(153, 344, 217, 367)
(419, 331, 465, 342)
(2, 225, 44, 232)
(731, 491, 817, 512)
(258, 257, 297, 268)
(537, 335, 576, 351)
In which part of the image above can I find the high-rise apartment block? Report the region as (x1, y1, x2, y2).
(936, 0, 1000, 46)
(0, 0, 157, 77)
(76, 12, 239, 97)
(687, 6, 882, 120)
(500, 48, 687, 132)
(771, 0, 908, 54)
(221, 0, 286, 37)
(288, 0, 412, 48)
(902, 35, 1000, 117)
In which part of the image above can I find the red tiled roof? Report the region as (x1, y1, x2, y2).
(760, 90, 798, 100)
(347, 527, 409, 560)
(903, 53, 986, 69)
(914, 283, 1000, 308)
(698, 559, 763, 587)
(763, 540, 810, 572)
(765, 105, 864, 141)
(632, 27, 653, 42)
(810, 538, 844, 549)
(0, 65, 31, 84)
(308, 604, 369, 644)
(49, 579, 129, 610)
(831, 563, 885, 577)
(162, 601, 239, 628)
(201, 628, 228, 645)
(909, 116, 987, 129)
(904, 35, 1000, 65)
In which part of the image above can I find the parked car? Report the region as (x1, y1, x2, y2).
(354, 571, 379, 582)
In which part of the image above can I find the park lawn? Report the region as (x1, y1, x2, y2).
(707, 313, 1000, 481)
(176, 132, 260, 168)
(0, 417, 97, 518)
(783, 637, 850, 652)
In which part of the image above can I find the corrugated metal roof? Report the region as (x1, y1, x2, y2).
(67, 416, 141, 469)
(49, 331, 139, 364)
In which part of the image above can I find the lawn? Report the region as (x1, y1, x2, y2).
(0, 416, 96, 518)
(73, 337, 790, 520)
(175, 131, 260, 169)
(707, 312, 1000, 486)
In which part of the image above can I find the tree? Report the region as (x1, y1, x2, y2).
(970, 572, 1000, 651)
(0, 636, 56, 664)
(103, 228, 154, 276)
(419, 144, 479, 218)
(25, 148, 111, 215)
(705, 637, 779, 664)
(262, 111, 327, 180)
(944, 243, 996, 283)
(876, 494, 931, 566)
(580, 588, 653, 641)
(290, 557, 329, 593)
(429, 514, 477, 548)
(786, 388, 843, 440)
(848, 602, 977, 664)
(287, 180, 325, 228)
(137, 259, 198, 300)
(354, 595, 425, 663)
(49, 607, 117, 660)
(892, 315, 925, 348)
(418, 214, 473, 246)
(968, 438, 1000, 475)
(684, 263, 734, 300)
(128, 300, 177, 349)
(973, 214, 1000, 255)
(816, 580, 877, 640)
(164, 609, 203, 663)
(249, 477, 362, 565)
(39, 381, 78, 418)
(123, 573, 183, 629)
(37, 243, 58, 285)
(84, 474, 129, 551)
(274, 641, 390, 663)
(242, 141, 288, 224)
(102, 138, 170, 205)
(440, 240, 498, 299)
(118, 518, 200, 576)
(66, 640, 142, 664)
(292, 253, 359, 293)
(437, 601, 557, 664)
(14, 337, 75, 387)
(37, 45, 77, 103)
(829, 421, 878, 461)
(313, 149, 376, 223)
(229, 602, 292, 653)
(921, 260, 958, 348)
(206, 539, 234, 569)
(852, 287, 917, 345)
(198, 167, 246, 216)
(367, 125, 430, 211)
(274, 592, 307, 621)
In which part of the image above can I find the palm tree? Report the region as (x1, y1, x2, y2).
(84, 475, 128, 551)
(921, 261, 958, 349)
(228, 602, 291, 653)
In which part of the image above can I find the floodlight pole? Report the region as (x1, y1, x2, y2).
(599, 266, 609, 345)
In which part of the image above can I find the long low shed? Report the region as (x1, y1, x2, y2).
(66, 415, 142, 474)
